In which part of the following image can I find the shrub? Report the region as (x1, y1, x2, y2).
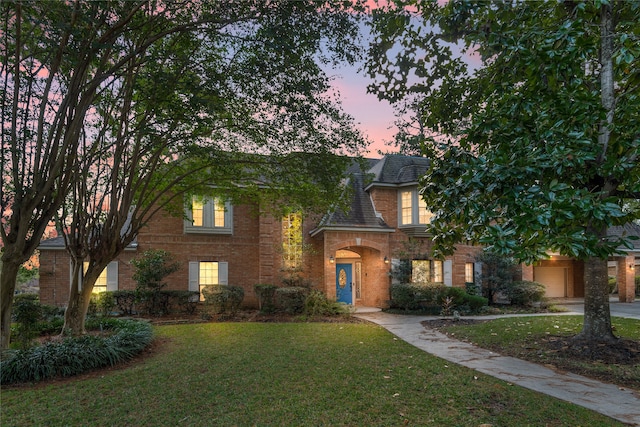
(202, 285, 244, 315)
(275, 287, 308, 314)
(304, 290, 349, 316)
(608, 276, 617, 294)
(635, 276, 639, 296)
(113, 290, 136, 315)
(131, 249, 180, 315)
(12, 294, 43, 349)
(95, 292, 116, 317)
(462, 294, 489, 313)
(505, 281, 546, 306)
(389, 283, 421, 311)
(1, 319, 153, 385)
(164, 290, 200, 315)
(254, 284, 278, 313)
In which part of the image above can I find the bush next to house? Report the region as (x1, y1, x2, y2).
(635, 276, 640, 296)
(504, 281, 547, 307)
(275, 287, 309, 314)
(254, 284, 278, 313)
(389, 283, 488, 314)
(202, 285, 245, 316)
(1, 319, 153, 385)
(303, 290, 349, 317)
(608, 276, 617, 294)
(131, 249, 180, 315)
(11, 294, 43, 349)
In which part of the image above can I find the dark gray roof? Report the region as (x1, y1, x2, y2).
(38, 235, 138, 250)
(608, 222, 640, 251)
(314, 171, 392, 232)
(367, 154, 430, 186)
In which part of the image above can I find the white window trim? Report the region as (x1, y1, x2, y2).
(184, 196, 233, 235)
(398, 188, 433, 227)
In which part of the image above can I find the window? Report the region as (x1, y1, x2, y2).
(188, 261, 228, 301)
(74, 261, 118, 293)
(185, 196, 232, 234)
(399, 189, 433, 226)
(282, 212, 303, 270)
(410, 260, 443, 284)
(465, 262, 475, 284)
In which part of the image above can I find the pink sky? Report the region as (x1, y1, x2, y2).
(330, 64, 398, 156)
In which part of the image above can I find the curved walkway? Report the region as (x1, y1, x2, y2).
(354, 304, 640, 426)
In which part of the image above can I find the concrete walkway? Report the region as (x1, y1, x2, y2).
(354, 306, 640, 426)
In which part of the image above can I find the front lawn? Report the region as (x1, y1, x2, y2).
(427, 316, 640, 389)
(1, 322, 624, 426)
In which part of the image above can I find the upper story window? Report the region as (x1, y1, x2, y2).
(399, 189, 434, 226)
(184, 196, 233, 234)
(282, 212, 303, 270)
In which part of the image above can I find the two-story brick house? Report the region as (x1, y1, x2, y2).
(38, 154, 483, 309)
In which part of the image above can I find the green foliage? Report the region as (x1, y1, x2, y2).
(504, 281, 547, 307)
(131, 250, 180, 315)
(636, 276, 640, 296)
(475, 251, 518, 304)
(16, 265, 38, 285)
(275, 287, 309, 314)
(389, 283, 487, 314)
(254, 284, 278, 313)
(303, 290, 349, 317)
(202, 285, 244, 316)
(131, 250, 180, 291)
(366, 1, 640, 264)
(608, 276, 617, 293)
(112, 290, 136, 315)
(1, 319, 153, 385)
(11, 294, 42, 349)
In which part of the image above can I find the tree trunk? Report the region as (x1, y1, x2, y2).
(62, 260, 102, 336)
(0, 260, 21, 350)
(62, 286, 93, 336)
(576, 255, 617, 342)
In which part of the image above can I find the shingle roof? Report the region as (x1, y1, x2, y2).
(608, 222, 640, 251)
(311, 155, 431, 234)
(367, 154, 430, 186)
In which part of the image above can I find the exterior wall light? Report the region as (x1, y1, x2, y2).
(631, 264, 635, 270)
(329, 256, 334, 263)
(384, 256, 389, 264)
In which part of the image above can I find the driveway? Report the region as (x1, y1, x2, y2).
(555, 298, 640, 320)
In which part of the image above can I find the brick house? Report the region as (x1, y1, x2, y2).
(520, 223, 640, 303)
(38, 154, 482, 309)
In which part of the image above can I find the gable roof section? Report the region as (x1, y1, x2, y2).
(365, 154, 430, 189)
(310, 157, 394, 236)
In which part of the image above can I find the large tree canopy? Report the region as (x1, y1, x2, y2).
(367, 0, 640, 341)
(1, 0, 367, 345)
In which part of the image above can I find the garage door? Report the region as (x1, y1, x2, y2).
(534, 267, 567, 298)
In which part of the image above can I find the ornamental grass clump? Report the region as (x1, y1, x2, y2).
(0, 319, 153, 385)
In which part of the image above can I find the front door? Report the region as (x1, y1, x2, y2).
(336, 263, 353, 304)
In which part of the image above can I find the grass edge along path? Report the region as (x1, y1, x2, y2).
(1, 322, 626, 426)
(432, 315, 640, 390)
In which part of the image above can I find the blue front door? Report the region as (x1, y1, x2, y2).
(336, 263, 353, 304)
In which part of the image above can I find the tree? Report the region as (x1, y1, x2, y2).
(367, 1, 640, 342)
(2, 1, 367, 344)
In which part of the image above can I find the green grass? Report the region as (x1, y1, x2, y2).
(438, 316, 640, 389)
(1, 322, 625, 426)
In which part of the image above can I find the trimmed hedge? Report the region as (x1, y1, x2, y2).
(275, 287, 309, 314)
(504, 281, 546, 306)
(389, 283, 488, 314)
(1, 319, 153, 385)
(202, 285, 244, 315)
